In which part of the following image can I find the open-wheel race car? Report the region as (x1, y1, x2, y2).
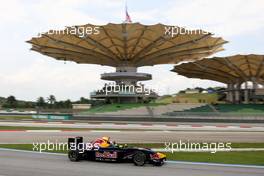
(68, 137, 166, 166)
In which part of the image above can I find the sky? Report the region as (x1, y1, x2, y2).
(0, 0, 264, 101)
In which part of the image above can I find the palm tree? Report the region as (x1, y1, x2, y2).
(47, 95, 56, 108)
(47, 95, 56, 105)
(36, 97, 46, 107)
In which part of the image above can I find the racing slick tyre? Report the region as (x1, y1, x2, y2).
(68, 150, 80, 162)
(133, 151, 146, 166)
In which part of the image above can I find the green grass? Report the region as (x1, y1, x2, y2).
(0, 116, 32, 120)
(156, 96, 174, 104)
(0, 144, 37, 151)
(128, 143, 264, 149)
(0, 143, 263, 165)
(175, 93, 219, 103)
(0, 144, 66, 153)
(215, 104, 264, 114)
(2, 143, 264, 150)
(230, 143, 264, 148)
(177, 103, 264, 114)
(177, 93, 218, 99)
(183, 105, 215, 112)
(83, 103, 165, 113)
(166, 151, 264, 166)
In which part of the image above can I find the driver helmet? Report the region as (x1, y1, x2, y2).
(102, 136, 110, 143)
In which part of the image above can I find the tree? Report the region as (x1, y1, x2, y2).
(80, 97, 88, 103)
(5, 95, 18, 108)
(54, 99, 72, 109)
(54, 101, 63, 108)
(47, 95, 56, 108)
(64, 99, 72, 108)
(24, 102, 35, 108)
(178, 90, 185, 94)
(194, 87, 204, 93)
(36, 97, 46, 107)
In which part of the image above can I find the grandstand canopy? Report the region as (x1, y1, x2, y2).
(27, 23, 227, 67)
(172, 54, 264, 84)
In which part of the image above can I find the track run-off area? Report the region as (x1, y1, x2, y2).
(0, 149, 264, 176)
(0, 120, 264, 143)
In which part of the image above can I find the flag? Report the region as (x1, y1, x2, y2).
(125, 4, 132, 23)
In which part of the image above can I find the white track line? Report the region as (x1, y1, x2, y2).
(0, 148, 66, 156)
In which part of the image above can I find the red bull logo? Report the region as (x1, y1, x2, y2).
(95, 151, 118, 159)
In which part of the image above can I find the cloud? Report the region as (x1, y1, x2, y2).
(0, 57, 113, 100)
(0, 0, 28, 24)
(162, 0, 264, 37)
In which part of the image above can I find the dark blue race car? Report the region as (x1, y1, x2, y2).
(68, 137, 166, 166)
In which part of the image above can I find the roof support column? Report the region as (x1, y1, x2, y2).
(252, 79, 258, 103)
(253, 82, 259, 89)
(244, 82, 249, 104)
(227, 83, 234, 103)
(235, 83, 241, 104)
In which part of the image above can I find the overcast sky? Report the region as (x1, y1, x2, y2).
(0, 0, 264, 101)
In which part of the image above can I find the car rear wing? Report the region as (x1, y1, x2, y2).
(68, 136, 83, 150)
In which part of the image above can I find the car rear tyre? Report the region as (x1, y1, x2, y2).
(68, 151, 80, 162)
(133, 151, 146, 166)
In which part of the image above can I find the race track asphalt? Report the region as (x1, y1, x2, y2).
(0, 150, 263, 176)
(0, 130, 264, 143)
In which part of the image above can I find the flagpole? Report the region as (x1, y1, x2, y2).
(125, 0, 128, 15)
(124, 0, 127, 23)
(124, 0, 132, 23)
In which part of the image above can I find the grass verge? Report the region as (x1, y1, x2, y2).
(127, 143, 264, 149)
(166, 151, 264, 166)
(0, 116, 32, 120)
(83, 103, 165, 114)
(0, 143, 263, 165)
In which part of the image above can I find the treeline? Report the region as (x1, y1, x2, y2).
(1, 95, 103, 109)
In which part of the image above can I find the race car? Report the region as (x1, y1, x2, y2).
(67, 136, 166, 166)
